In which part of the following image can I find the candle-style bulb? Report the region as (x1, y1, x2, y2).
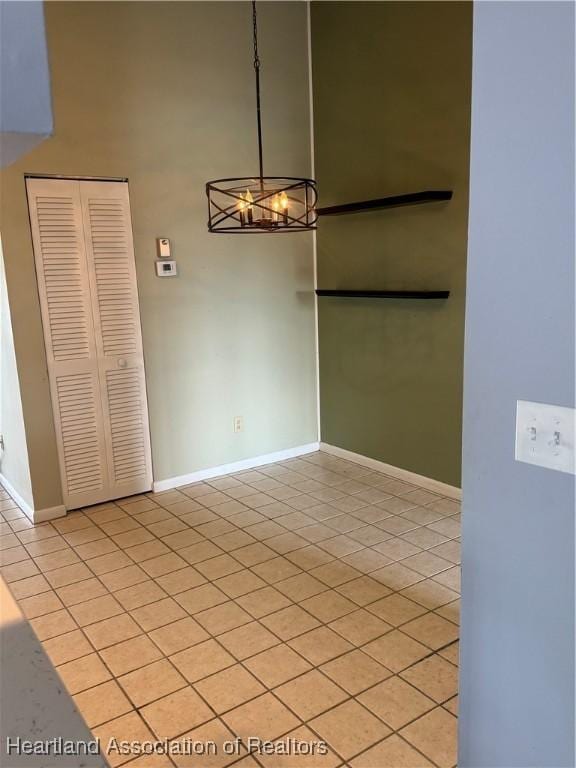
(280, 191, 289, 224)
(245, 189, 254, 224)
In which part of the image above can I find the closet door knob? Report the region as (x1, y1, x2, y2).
(118, 358, 128, 369)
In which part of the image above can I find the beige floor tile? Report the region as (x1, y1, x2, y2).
(308, 560, 361, 587)
(196, 554, 245, 581)
(288, 626, 353, 665)
(359, 676, 435, 730)
(17, 525, 58, 545)
(336, 576, 391, 607)
(56, 577, 108, 607)
(44, 562, 93, 589)
(125, 540, 171, 563)
(251, 556, 302, 584)
(1, 559, 40, 583)
(147, 518, 188, 538)
(83, 613, 142, 650)
(33, 548, 81, 572)
(213, 530, 256, 553)
(260, 604, 320, 640)
(112, 528, 155, 550)
(175, 583, 228, 614)
(171, 718, 242, 768)
(89, 550, 133, 576)
(300, 590, 357, 623)
(130, 596, 187, 631)
(69, 594, 124, 627)
(166, 499, 206, 517)
(74, 679, 133, 727)
(141, 686, 213, 739)
(20, 590, 64, 618)
(266, 532, 309, 555)
(244, 644, 312, 688)
(433, 566, 461, 593)
(371, 563, 424, 591)
(367, 594, 428, 627)
(342, 548, 392, 574)
(429, 540, 461, 565)
(401, 526, 448, 549)
(297, 523, 338, 544)
(130, 507, 171, 526)
(214, 569, 267, 598)
(74, 538, 120, 561)
(286, 545, 335, 570)
(363, 630, 430, 672)
(149, 616, 209, 655)
(0, 545, 29, 566)
(9, 573, 51, 599)
(155, 566, 206, 595)
(400, 707, 457, 768)
(320, 649, 392, 695)
(350, 733, 433, 767)
(179, 541, 226, 566)
(114, 580, 167, 610)
(236, 585, 292, 619)
(438, 641, 459, 666)
(310, 699, 391, 760)
(319, 535, 364, 558)
(137, 551, 187, 578)
(222, 693, 300, 741)
(258, 725, 341, 768)
(402, 552, 453, 578)
(376, 516, 420, 536)
(401, 581, 459, 610)
(275, 669, 348, 720)
(444, 695, 458, 715)
(100, 634, 162, 676)
(435, 599, 460, 625)
(56, 652, 111, 694)
(25, 536, 69, 557)
(99, 564, 148, 592)
(244, 520, 285, 541)
(195, 600, 252, 635)
(329, 609, 392, 647)
(401, 613, 459, 650)
(195, 664, 265, 714)
(118, 658, 186, 707)
(401, 655, 459, 703)
(100, 517, 141, 537)
(30, 609, 78, 640)
(94, 711, 155, 767)
(161, 528, 204, 550)
(348, 524, 393, 546)
(275, 511, 316, 530)
(170, 638, 235, 682)
(218, 621, 279, 660)
(232, 542, 276, 566)
(63, 527, 107, 547)
(43, 628, 93, 665)
(274, 572, 328, 602)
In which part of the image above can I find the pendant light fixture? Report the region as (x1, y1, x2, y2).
(206, 1, 318, 233)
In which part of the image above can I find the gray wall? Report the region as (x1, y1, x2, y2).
(460, 2, 575, 766)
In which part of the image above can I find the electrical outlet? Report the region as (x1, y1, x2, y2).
(233, 416, 243, 433)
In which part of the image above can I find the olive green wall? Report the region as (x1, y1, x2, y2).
(0, 1, 317, 510)
(311, 1, 472, 486)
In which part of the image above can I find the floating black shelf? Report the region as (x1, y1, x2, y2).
(317, 190, 453, 217)
(315, 289, 450, 299)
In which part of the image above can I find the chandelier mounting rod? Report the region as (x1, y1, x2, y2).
(252, 0, 264, 182)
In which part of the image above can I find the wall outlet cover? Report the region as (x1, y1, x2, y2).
(515, 400, 575, 474)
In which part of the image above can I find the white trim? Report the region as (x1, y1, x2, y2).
(320, 442, 462, 500)
(33, 505, 67, 523)
(307, 1, 321, 444)
(0, 473, 34, 520)
(0, 474, 66, 523)
(153, 442, 321, 493)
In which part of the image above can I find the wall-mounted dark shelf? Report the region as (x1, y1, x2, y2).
(316, 289, 450, 299)
(317, 190, 453, 217)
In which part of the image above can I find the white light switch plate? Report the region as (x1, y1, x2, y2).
(515, 400, 575, 474)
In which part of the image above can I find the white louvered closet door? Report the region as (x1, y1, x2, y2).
(27, 178, 152, 509)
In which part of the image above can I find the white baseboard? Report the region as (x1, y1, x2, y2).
(153, 442, 321, 493)
(0, 473, 35, 521)
(34, 505, 67, 523)
(320, 442, 462, 500)
(0, 474, 66, 523)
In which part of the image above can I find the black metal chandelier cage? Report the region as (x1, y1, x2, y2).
(206, 2, 318, 234)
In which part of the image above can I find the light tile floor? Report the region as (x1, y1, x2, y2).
(0, 451, 460, 768)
